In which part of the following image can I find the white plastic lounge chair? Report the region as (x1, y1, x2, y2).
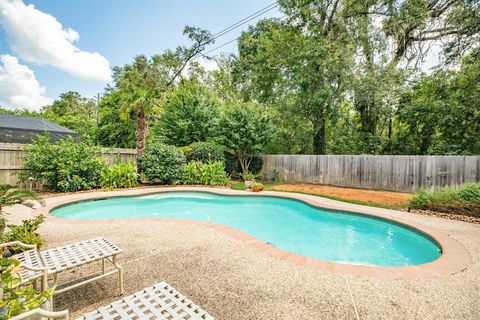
(1, 237, 123, 307)
(9, 281, 214, 320)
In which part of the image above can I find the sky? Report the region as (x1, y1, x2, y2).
(0, 0, 281, 110)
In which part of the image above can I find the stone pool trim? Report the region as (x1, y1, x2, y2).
(38, 187, 471, 279)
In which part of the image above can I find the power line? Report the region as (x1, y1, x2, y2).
(209, 2, 279, 42)
(200, 15, 286, 58)
(194, 2, 281, 59)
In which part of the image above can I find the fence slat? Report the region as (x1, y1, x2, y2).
(262, 155, 480, 192)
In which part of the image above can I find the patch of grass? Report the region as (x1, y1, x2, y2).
(409, 183, 480, 217)
(230, 181, 245, 190)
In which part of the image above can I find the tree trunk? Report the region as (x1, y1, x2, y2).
(313, 112, 327, 155)
(136, 108, 148, 169)
(238, 153, 252, 174)
(357, 99, 378, 154)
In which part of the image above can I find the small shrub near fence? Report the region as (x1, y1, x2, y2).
(140, 143, 185, 184)
(182, 161, 229, 186)
(100, 162, 138, 189)
(409, 183, 480, 217)
(22, 136, 104, 192)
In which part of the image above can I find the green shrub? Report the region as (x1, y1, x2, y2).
(409, 183, 480, 217)
(100, 162, 138, 189)
(182, 161, 229, 186)
(242, 172, 256, 181)
(185, 142, 225, 163)
(0, 257, 52, 318)
(158, 83, 221, 146)
(22, 136, 104, 192)
(2, 215, 45, 254)
(457, 183, 480, 202)
(140, 143, 185, 184)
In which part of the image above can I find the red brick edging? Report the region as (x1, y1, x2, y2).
(37, 187, 471, 279)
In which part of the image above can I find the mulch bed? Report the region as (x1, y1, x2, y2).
(400, 208, 480, 224)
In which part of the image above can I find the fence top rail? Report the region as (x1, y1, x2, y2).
(0, 142, 136, 154)
(263, 154, 480, 159)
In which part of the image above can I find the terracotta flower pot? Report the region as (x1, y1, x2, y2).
(252, 185, 264, 192)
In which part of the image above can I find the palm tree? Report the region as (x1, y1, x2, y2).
(0, 185, 43, 232)
(120, 88, 159, 168)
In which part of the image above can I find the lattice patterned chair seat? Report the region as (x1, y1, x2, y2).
(2, 237, 124, 308)
(10, 282, 214, 320)
(12, 248, 46, 284)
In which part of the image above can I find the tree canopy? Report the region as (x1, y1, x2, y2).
(2, 0, 479, 157)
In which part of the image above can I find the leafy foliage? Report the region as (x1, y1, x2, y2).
(219, 103, 275, 173)
(0, 185, 42, 234)
(96, 91, 136, 148)
(42, 91, 98, 144)
(100, 162, 138, 189)
(184, 142, 225, 163)
(393, 52, 480, 155)
(182, 161, 229, 186)
(1, 215, 45, 254)
(22, 136, 104, 192)
(140, 143, 185, 184)
(409, 184, 480, 217)
(0, 258, 52, 319)
(0, 185, 42, 213)
(158, 83, 221, 146)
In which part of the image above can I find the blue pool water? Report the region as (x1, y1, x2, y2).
(51, 192, 441, 267)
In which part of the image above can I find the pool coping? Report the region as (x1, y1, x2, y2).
(37, 186, 472, 279)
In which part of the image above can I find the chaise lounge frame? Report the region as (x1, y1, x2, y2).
(9, 281, 214, 320)
(1, 237, 124, 308)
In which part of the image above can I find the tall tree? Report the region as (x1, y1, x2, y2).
(156, 81, 221, 146)
(112, 26, 212, 166)
(219, 103, 275, 173)
(41, 91, 97, 144)
(96, 91, 136, 148)
(343, 0, 480, 152)
(393, 50, 480, 154)
(235, 1, 354, 154)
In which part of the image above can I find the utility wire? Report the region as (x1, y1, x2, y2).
(200, 15, 286, 58)
(192, 1, 280, 60)
(209, 2, 279, 42)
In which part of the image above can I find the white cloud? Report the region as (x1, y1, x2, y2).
(0, 54, 52, 110)
(0, 0, 111, 82)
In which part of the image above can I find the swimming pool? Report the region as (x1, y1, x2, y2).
(50, 192, 441, 267)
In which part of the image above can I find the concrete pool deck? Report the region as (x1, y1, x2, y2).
(7, 186, 480, 319)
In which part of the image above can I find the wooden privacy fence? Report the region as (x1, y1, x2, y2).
(262, 155, 480, 193)
(0, 143, 136, 189)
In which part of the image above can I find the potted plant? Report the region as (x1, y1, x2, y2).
(242, 172, 256, 190)
(252, 182, 264, 192)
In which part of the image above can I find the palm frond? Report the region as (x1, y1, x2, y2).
(0, 185, 44, 214)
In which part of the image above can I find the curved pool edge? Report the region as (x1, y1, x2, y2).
(38, 186, 471, 279)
